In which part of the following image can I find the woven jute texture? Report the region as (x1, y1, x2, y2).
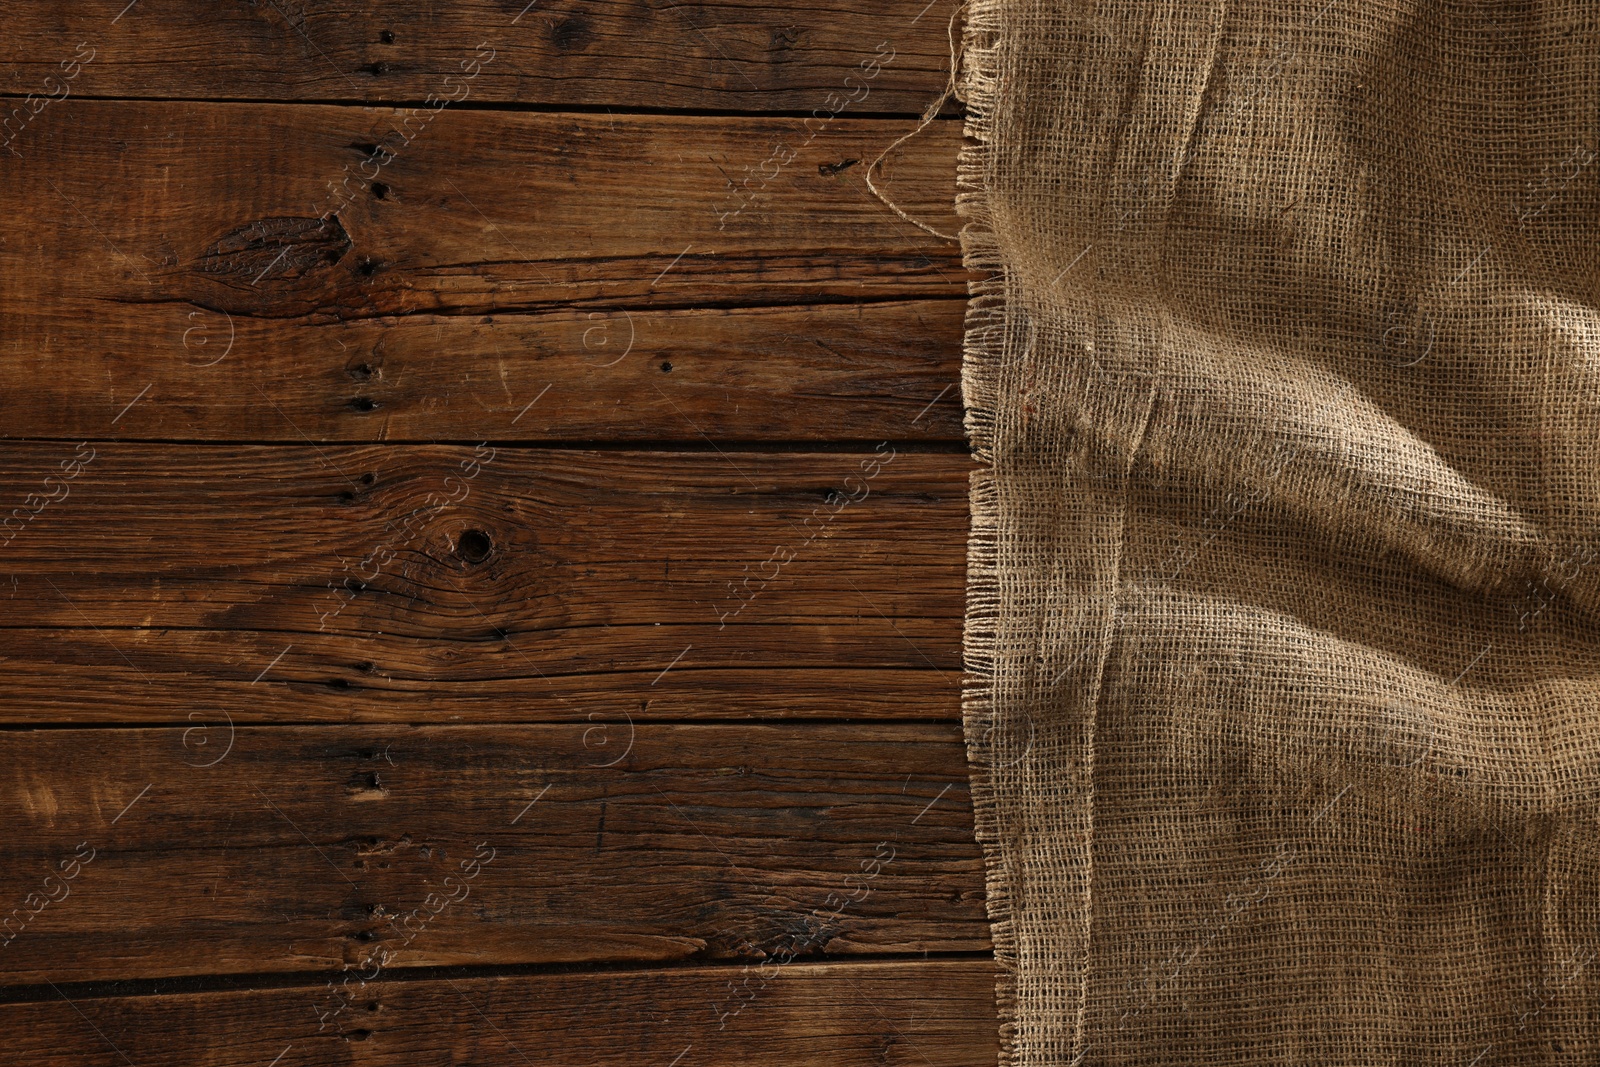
(955, 2, 1600, 1063)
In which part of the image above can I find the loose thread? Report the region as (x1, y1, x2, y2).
(863, 3, 967, 243)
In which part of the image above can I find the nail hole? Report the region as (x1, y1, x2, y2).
(358, 61, 389, 76)
(660, 361, 673, 372)
(349, 363, 376, 381)
(356, 256, 380, 277)
(359, 660, 377, 673)
(367, 1001, 381, 1012)
(456, 529, 493, 564)
(350, 397, 379, 412)
(370, 181, 389, 200)
(354, 929, 376, 942)
(344, 578, 367, 593)
(379, 29, 395, 43)
(327, 678, 352, 690)
(360, 472, 376, 486)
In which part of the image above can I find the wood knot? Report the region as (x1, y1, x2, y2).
(551, 16, 593, 51)
(193, 215, 352, 287)
(455, 528, 493, 564)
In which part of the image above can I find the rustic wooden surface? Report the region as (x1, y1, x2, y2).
(0, 447, 962, 641)
(0, 0, 988, 1062)
(0, 301, 965, 442)
(5, 961, 996, 1066)
(0, 724, 985, 985)
(0, 0, 963, 111)
(4, 106, 965, 441)
(3, 105, 964, 442)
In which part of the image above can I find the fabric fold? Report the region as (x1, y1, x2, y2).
(957, 0, 1600, 1062)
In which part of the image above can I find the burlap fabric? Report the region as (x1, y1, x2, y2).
(956, 2, 1600, 1063)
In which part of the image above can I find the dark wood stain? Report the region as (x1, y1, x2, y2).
(0, 0, 959, 111)
(0, 724, 985, 985)
(0, 0, 988, 1061)
(4, 963, 997, 1065)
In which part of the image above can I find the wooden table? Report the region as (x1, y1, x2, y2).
(0, 2, 992, 1063)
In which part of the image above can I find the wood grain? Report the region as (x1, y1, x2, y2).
(3, 103, 964, 441)
(0, 724, 986, 985)
(1, 300, 964, 443)
(0, 447, 964, 704)
(3, 960, 997, 1067)
(0, 0, 961, 112)
(0, 633, 960, 724)
(0, 6, 989, 1052)
(1, 104, 963, 440)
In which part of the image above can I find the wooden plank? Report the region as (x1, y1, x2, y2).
(1, 102, 965, 441)
(0, 0, 960, 112)
(2, 960, 997, 1066)
(3, 301, 965, 443)
(0, 446, 964, 724)
(0, 724, 986, 985)
(0, 637, 960, 724)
